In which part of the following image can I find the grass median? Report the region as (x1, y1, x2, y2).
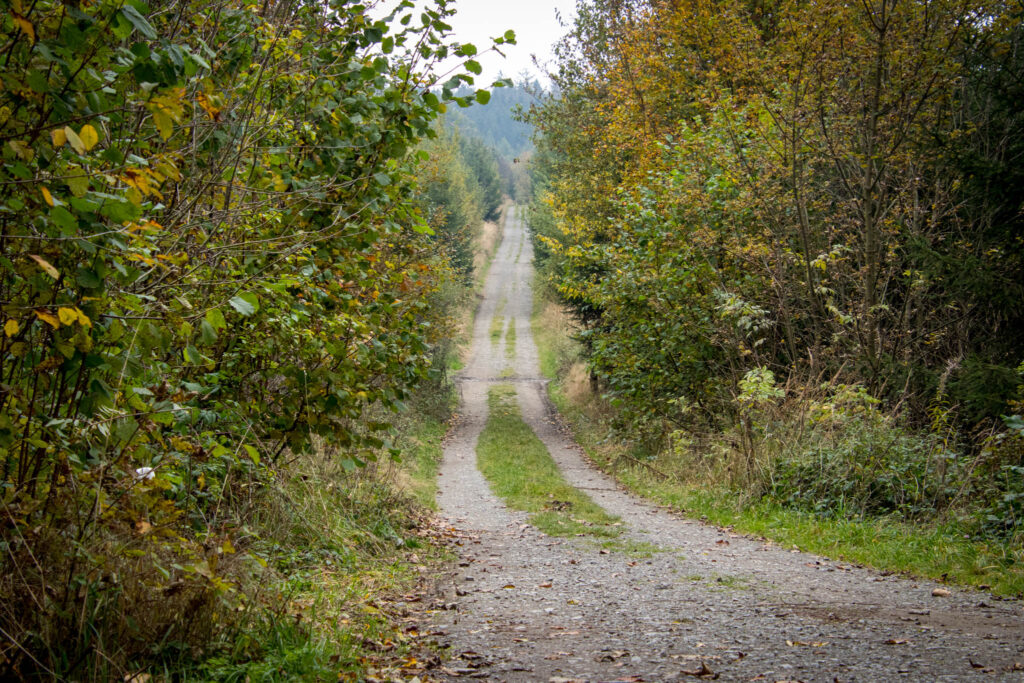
(477, 384, 622, 539)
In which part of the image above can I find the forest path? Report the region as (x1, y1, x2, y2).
(432, 207, 1024, 682)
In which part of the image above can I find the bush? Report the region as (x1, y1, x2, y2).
(769, 414, 958, 519)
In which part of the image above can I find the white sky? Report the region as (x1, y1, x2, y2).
(380, 0, 579, 86)
(445, 0, 577, 84)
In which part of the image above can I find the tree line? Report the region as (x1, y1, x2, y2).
(0, 0, 507, 676)
(528, 0, 1023, 536)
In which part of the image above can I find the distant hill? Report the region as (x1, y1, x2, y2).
(447, 78, 539, 160)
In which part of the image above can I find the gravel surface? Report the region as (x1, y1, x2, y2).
(433, 207, 1024, 682)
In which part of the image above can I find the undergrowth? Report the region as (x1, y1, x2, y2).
(531, 291, 1024, 597)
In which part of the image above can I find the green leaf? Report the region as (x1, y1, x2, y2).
(76, 268, 101, 289)
(199, 320, 217, 345)
(475, 89, 491, 105)
(228, 292, 259, 316)
(120, 5, 157, 39)
(152, 109, 174, 140)
(183, 345, 202, 364)
(66, 173, 90, 197)
(465, 60, 482, 75)
(205, 308, 227, 330)
(50, 206, 77, 232)
(151, 412, 174, 426)
(243, 444, 260, 465)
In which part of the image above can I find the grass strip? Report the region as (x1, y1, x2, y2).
(504, 319, 517, 359)
(477, 384, 622, 538)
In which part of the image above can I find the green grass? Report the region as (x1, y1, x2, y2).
(173, 461, 448, 681)
(504, 319, 517, 359)
(477, 384, 622, 538)
(489, 298, 506, 347)
(623, 476, 1024, 596)
(595, 538, 663, 557)
(530, 273, 579, 380)
(397, 412, 452, 510)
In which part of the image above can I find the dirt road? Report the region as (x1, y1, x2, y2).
(433, 206, 1024, 682)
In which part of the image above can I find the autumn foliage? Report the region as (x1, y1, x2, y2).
(529, 0, 1023, 530)
(0, 0, 509, 676)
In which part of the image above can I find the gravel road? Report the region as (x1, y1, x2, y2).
(432, 206, 1024, 682)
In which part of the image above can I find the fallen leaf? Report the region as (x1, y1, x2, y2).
(886, 639, 910, 645)
(596, 649, 630, 662)
(539, 581, 552, 588)
(680, 660, 717, 678)
(931, 588, 951, 597)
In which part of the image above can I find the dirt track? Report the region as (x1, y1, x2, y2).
(433, 206, 1024, 682)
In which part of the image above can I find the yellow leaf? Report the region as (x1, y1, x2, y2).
(75, 308, 92, 327)
(34, 310, 60, 329)
(58, 307, 78, 326)
(51, 128, 67, 148)
(41, 186, 54, 207)
(8, 140, 33, 161)
(4, 319, 19, 337)
(64, 126, 85, 155)
(28, 254, 59, 279)
(79, 124, 99, 151)
(151, 110, 174, 140)
(221, 538, 236, 554)
(12, 13, 34, 44)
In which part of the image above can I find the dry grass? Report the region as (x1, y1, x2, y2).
(472, 202, 507, 288)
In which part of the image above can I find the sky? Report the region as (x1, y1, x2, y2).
(382, 0, 579, 86)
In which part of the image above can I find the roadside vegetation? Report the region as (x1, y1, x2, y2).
(525, 0, 1024, 597)
(532, 287, 1024, 596)
(0, 0, 512, 677)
